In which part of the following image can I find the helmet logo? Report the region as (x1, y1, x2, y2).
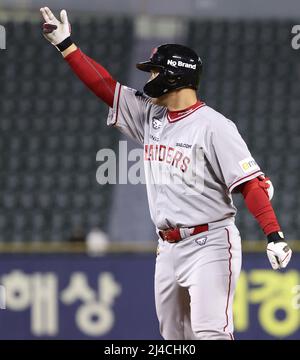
(167, 59, 196, 69)
(167, 59, 177, 67)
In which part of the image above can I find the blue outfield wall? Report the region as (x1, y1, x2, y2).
(0, 252, 299, 340)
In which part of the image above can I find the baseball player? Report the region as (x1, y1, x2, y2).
(40, 7, 292, 340)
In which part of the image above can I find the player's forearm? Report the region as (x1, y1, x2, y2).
(238, 177, 281, 236)
(247, 199, 281, 236)
(63, 46, 116, 107)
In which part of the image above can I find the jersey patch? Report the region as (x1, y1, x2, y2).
(150, 134, 160, 142)
(239, 157, 259, 174)
(176, 142, 192, 149)
(152, 117, 162, 130)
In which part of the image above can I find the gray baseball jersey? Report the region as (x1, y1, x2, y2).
(107, 83, 262, 340)
(107, 83, 263, 230)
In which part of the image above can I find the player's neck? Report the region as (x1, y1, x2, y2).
(165, 88, 198, 112)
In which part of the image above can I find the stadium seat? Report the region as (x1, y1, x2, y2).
(0, 18, 133, 242)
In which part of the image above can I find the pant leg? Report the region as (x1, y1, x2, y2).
(154, 239, 196, 340)
(189, 226, 241, 340)
(175, 224, 241, 340)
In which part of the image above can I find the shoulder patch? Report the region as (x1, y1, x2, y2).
(239, 157, 259, 173)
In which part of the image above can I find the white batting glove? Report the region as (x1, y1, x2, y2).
(267, 232, 292, 270)
(40, 7, 71, 46)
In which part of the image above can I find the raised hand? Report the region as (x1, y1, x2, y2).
(40, 7, 71, 46)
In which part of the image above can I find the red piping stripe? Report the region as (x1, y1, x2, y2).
(112, 84, 122, 126)
(223, 228, 233, 333)
(229, 332, 234, 340)
(228, 170, 262, 192)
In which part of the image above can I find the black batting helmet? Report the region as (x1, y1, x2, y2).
(136, 44, 202, 98)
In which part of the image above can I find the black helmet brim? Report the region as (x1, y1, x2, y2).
(136, 61, 163, 72)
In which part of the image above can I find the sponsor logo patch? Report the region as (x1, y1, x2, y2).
(176, 142, 192, 149)
(150, 134, 160, 142)
(239, 157, 259, 174)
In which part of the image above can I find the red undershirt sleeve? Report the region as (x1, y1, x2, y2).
(64, 48, 117, 107)
(237, 177, 281, 236)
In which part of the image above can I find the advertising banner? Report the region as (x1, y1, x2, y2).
(0, 253, 299, 339)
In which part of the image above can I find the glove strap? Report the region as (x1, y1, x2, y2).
(267, 231, 284, 243)
(56, 37, 73, 52)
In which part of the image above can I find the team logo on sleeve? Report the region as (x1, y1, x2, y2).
(239, 157, 259, 173)
(152, 117, 162, 130)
